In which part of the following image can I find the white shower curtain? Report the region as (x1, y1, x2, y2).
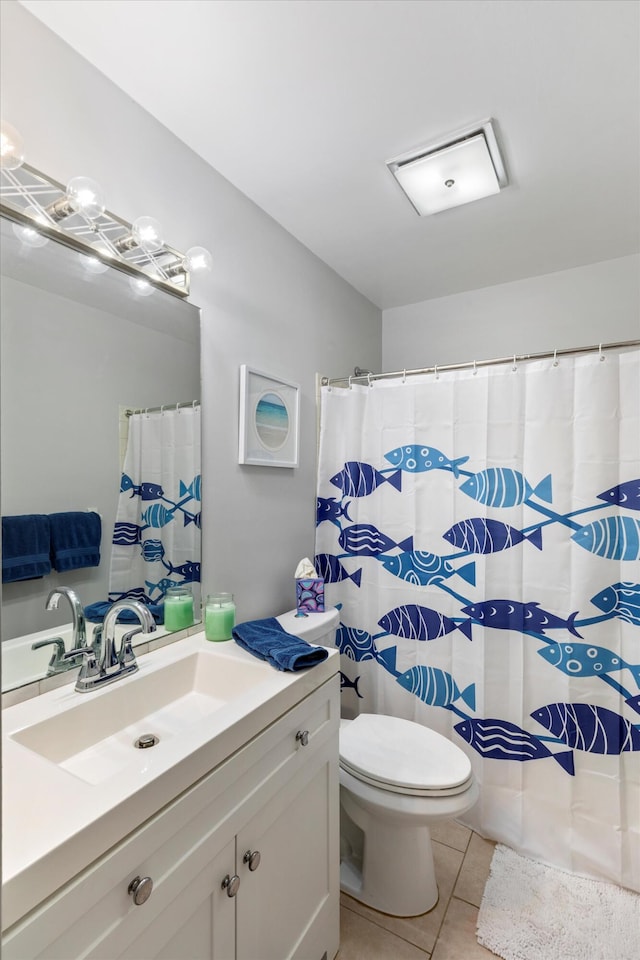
(316, 349, 640, 891)
(109, 405, 201, 615)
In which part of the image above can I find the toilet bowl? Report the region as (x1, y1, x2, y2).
(278, 607, 479, 917)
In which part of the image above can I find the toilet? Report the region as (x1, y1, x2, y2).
(278, 607, 479, 918)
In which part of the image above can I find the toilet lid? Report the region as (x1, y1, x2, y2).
(340, 714, 472, 794)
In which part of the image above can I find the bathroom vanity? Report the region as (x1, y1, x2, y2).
(1, 634, 340, 960)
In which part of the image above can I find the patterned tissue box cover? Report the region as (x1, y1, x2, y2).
(295, 578, 325, 613)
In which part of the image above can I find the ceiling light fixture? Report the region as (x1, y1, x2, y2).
(387, 118, 508, 216)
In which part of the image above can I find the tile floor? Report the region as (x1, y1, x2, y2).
(336, 820, 499, 959)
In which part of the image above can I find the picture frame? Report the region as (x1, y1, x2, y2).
(238, 365, 300, 467)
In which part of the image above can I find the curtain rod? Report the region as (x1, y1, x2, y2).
(125, 400, 200, 417)
(321, 339, 640, 387)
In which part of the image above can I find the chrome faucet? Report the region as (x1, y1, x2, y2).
(69, 600, 155, 693)
(46, 587, 87, 650)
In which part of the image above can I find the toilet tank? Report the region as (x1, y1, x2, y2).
(277, 606, 339, 646)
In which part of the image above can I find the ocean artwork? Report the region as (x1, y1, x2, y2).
(460, 600, 582, 638)
(141, 539, 164, 562)
(454, 717, 575, 775)
(255, 392, 289, 450)
(340, 672, 364, 698)
(590, 583, 640, 626)
(597, 479, 640, 511)
(338, 523, 414, 557)
(384, 444, 469, 478)
(120, 475, 164, 500)
(531, 702, 640, 754)
(571, 516, 640, 561)
(397, 665, 476, 710)
(330, 461, 402, 498)
(316, 496, 353, 528)
(443, 518, 543, 554)
(179, 475, 201, 501)
(537, 642, 640, 684)
(141, 503, 176, 529)
(459, 468, 553, 508)
(377, 604, 473, 642)
(336, 623, 398, 673)
(379, 550, 476, 587)
(314, 553, 362, 587)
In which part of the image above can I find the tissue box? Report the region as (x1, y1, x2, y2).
(296, 578, 325, 613)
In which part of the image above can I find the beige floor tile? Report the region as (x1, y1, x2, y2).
(454, 833, 497, 908)
(431, 897, 498, 960)
(429, 819, 472, 853)
(337, 905, 430, 959)
(340, 840, 463, 955)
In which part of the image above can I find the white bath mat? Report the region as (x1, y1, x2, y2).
(477, 844, 640, 960)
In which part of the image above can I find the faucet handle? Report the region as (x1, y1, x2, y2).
(32, 636, 67, 674)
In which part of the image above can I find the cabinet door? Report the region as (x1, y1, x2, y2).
(236, 738, 339, 960)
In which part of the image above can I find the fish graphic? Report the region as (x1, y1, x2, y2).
(141, 539, 164, 562)
(377, 604, 473, 642)
(112, 521, 141, 546)
(379, 551, 476, 587)
(454, 717, 574, 775)
(167, 560, 201, 580)
(316, 496, 353, 528)
(339, 672, 364, 698)
(597, 479, 640, 512)
(443, 518, 543, 554)
(590, 582, 640, 626)
(145, 577, 180, 596)
(336, 624, 398, 674)
(397, 666, 476, 710)
(330, 461, 402, 498)
(142, 503, 175, 529)
(314, 553, 362, 587)
(183, 511, 201, 529)
(571, 516, 640, 561)
(459, 469, 553, 508)
(338, 523, 414, 557)
(538, 642, 640, 685)
(120, 474, 164, 500)
(460, 600, 582, 638)
(384, 444, 469, 478)
(179, 476, 201, 501)
(531, 702, 640, 754)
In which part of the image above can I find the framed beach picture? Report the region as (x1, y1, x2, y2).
(239, 366, 300, 467)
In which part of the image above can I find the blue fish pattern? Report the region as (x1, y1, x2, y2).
(571, 516, 640, 560)
(145, 577, 181, 597)
(314, 553, 362, 587)
(141, 539, 164, 562)
(461, 600, 582, 638)
(397, 666, 476, 710)
(459, 469, 553, 507)
(338, 523, 414, 557)
(336, 623, 398, 674)
(340, 672, 364, 698)
(166, 560, 201, 581)
(112, 522, 141, 546)
(454, 717, 574, 775)
(179, 475, 201, 501)
(384, 444, 469, 478)
(590, 582, 640, 626)
(120, 475, 164, 500)
(538, 642, 640, 685)
(597, 479, 640, 512)
(330, 461, 402, 498)
(183, 511, 201, 528)
(316, 496, 353, 528)
(531, 703, 640, 754)
(142, 503, 175, 529)
(443, 518, 543, 554)
(379, 550, 476, 587)
(378, 604, 473, 642)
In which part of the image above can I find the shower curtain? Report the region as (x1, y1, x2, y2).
(109, 405, 201, 616)
(316, 349, 640, 892)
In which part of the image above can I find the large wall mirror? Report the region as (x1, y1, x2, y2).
(1, 216, 201, 692)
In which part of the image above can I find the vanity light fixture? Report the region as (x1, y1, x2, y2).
(386, 118, 508, 216)
(0, 120, 211, 298)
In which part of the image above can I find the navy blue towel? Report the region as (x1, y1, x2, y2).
(49, 511, 102, 572)
(232, 616, 329, 672)
(1, 514, 51, 582)
(84, 600, 164, 625)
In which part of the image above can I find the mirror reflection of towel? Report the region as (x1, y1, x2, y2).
(1, 514, 51, 582)
(50, 511, 102, 572)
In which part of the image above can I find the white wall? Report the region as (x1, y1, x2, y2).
(382, 255, 640, 370)
(0, 1, 381, 625)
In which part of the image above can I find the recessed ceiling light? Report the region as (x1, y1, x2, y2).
(387, 119, 508, 216)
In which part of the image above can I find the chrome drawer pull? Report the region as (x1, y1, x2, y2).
(243, 849, 261, 871)
(221, 873, 240, 897)
(296, 729, 309, 747)
(128, 876, 153, 906)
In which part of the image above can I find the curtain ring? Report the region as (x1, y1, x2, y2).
(348, 375, 353, 390)
(512, 354, 517, 372)
(553, 348, 559, 367)
(599, 343, 605, 362)
(473, 359, 477, 376)
(367, 372, 373, 388)
(402, 368, 406, 384)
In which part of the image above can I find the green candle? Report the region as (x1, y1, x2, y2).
(164, 586, 194, 632)
(205, 593, 235, 642)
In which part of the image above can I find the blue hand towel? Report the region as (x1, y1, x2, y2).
(233, 617, 329, 672)
(84, 600, 164, 625)
(49, 511, 102, 572)
(1, 514, 52, 582)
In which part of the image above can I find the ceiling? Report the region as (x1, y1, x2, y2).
(18, 0, 640, 310)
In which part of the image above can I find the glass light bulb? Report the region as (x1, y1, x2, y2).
(129, 276, 155, 297)
(132, 216, 164, 253)
(79, 241, 111, 274)
(66, 176, 105, 220)
(0, 121, 25, 170)
(184, 245, 212, 274)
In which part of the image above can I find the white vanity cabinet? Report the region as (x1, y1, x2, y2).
(2, 676, 340, 960)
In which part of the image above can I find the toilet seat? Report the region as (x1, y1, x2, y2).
(340, 714, 473, 798)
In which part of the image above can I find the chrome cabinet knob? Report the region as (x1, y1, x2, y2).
(296, 729, 309, 747)
(128, 875, 153, 906)
(221, 873, 240, 897)
(243, 849, 261, 871)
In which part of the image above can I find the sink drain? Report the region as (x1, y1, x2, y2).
(134, 733, 160, 749)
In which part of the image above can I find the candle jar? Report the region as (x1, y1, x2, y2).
(164, 585, 194, 632)
(205, 593, 235, 642)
